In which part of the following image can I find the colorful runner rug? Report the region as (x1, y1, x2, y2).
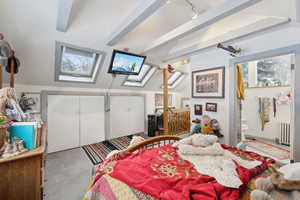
(82, 133, 148, 165)
(244, 139, 290, 160)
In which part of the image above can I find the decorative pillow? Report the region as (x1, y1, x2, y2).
(278, 162, 300, 180)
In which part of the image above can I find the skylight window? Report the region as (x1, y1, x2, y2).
(123, 64, 156, 87)
(162, 71, 185, 89)
(55, 42, 106, 83)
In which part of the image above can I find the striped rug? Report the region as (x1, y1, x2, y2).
(82, 133, 148, 165)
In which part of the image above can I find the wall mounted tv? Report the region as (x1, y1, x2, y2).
(108, 49, 146, 75)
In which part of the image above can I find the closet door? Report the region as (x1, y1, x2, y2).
(79, 96, 105, 146)
(47, 95, 80, 153)
(128, 96, 145, 134)
(109, 95, 145, 139)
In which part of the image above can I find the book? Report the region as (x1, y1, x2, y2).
(10, 122, 37, 150)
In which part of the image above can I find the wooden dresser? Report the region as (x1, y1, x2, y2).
(0, 127, 46, 200)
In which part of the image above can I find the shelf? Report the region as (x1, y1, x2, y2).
(0, 125, 46, 164)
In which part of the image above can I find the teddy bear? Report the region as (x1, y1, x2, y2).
(251, 165, 300, 200)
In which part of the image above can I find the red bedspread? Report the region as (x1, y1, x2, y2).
(95, 144, 274, 200)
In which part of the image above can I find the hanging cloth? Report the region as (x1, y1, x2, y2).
(258, 97, 270, 131)
(236, 64, 245, 100)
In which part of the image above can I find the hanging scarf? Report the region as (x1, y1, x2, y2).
(236, 64, 245, 100)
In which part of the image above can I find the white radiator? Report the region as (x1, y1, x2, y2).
(280, 122, 290, 146)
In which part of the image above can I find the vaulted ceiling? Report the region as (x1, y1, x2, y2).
(0, 0, 296, 92)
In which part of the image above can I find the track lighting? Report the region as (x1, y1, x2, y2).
(217, 43, 241, 57)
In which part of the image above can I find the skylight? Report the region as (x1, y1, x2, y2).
(55, 42, 106, 83)
(162, 71, 185, 89)
(123, 64, 156, 87)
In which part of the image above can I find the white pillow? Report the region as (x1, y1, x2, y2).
(191, 134, 218, 147)
(278, 162, 300, 180)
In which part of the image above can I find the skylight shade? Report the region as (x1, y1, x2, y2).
(169, 74, 184, 88)
(161, 71, 185, 89)
(123, 65, 156, 87)
(127, 64, 151, 82)
(61, 47, 94, 76)
(55, 42, 106, 83)
(168, 71, 182, 85)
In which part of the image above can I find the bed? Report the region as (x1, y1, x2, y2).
(83, 135, 275, 200)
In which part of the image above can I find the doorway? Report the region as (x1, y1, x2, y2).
(228, 44, 300, 163)
(237, 54, 293, 164)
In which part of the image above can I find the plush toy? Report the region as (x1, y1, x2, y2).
(251, 165, 300, 200)
(192, 118, 201, 133)
(201, 115, 214, 134)
(210, 119, 224, 138)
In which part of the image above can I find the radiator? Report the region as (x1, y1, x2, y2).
(280, 122, 290, 146)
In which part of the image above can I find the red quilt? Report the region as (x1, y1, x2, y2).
(94, 144, 274, 200)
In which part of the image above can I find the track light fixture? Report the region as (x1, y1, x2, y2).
(217, 43, 241, 57)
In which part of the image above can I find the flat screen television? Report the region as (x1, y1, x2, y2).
(108, 49, 146, 75)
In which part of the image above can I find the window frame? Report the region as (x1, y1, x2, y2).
(55, 41, 106, 84)
(161, 71, 185, 89)
(122, 63, 157, 88)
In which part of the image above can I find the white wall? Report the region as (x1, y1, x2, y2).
(187, 25, 300, 145)
(190, 50, 231, 143)
(12, 83, 182, 116)
(242, 87, 291, 140)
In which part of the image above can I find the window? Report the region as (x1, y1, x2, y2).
(55, 42, 106, 83)
(161, 71, 185, 89)
(240, 54, 292, 88)
(123, 64, 156, 87)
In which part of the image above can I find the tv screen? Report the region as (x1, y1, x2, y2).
(108, 50, 146, 75)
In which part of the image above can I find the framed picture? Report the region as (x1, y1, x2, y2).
(194, 104, 203, 116)
(206, 102, 217, 112)
(192, 66, 225, 98)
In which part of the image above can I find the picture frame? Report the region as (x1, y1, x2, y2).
(194, 104, 203, 116)
(192, 66, 225, 98)
(206, 102, 217, 112)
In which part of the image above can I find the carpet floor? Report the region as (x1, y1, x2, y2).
(82, 133, 148, 165)
(44, 148, 93, 200)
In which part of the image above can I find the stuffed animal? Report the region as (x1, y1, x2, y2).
(210, 119, 224, 138)
(251, 165, 300, 200)
(192, 118, 201, 133)
(201, 115, 214, 134)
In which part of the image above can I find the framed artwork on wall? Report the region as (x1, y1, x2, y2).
(194, 104, 203, 115)
(206, 102, 217, 112)
(192, 66, 225, 98)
